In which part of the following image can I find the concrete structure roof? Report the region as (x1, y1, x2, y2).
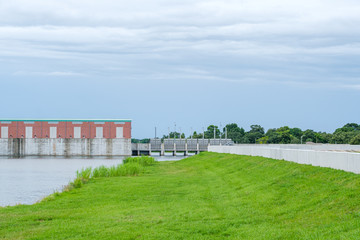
(0, 119, 131, 122)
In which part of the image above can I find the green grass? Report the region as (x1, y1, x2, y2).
(123, 156, 156, 166)
(65, 156, 155, 190)
(1, 152, 360, 239)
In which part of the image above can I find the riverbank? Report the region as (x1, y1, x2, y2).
(1, 152, 360, 239)
(0, 155, 186, 207)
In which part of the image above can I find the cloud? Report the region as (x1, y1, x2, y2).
(0, 0, 359, 90)
(1, 0, 359, 27)
(13, 71, 85, 77)
(341, 84, 360, 90)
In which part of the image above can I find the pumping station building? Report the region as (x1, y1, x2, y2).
(0, 119, 132, 157)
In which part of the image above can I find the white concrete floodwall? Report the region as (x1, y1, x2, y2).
(0, 138, 131, 157)
(225, 144, 360, 151)
(209, 145, 360, 174)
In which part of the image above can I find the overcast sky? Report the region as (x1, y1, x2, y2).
(1, 0, 359, 138)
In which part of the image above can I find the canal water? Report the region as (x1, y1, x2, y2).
(0, 154, 190, 207)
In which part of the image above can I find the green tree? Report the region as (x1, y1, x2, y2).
(332, 123, 360, 144)
(290, 136, 300, 144)
(266, 128, 280, 143)
(343, 123, 360, 131)
(205, 125, 220, 139)
(334, 123, 360, 134)
(131, 138, 150, 143)
(190, 131, 203, 139)
(302, 129, 317, 143)
(290, 128, 302, 139)
(224, 123, 245, 142)
(239, 136, 250, 144)
(316, 132, 332, 143)
(257, 136, 269, 144)
(332, 131, 357, 144)
(247, 125, 265, 143)
(249, 125, 265, 134)
(163, 132, 182, 139)
(276, 126, 292, 144)
(350, 134, 360, 145)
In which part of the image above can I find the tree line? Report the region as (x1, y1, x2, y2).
(132, 123, 360, 145)
(160, 123, 360, 145)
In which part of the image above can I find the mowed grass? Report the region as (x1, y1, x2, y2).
(1, 152, 360, 239)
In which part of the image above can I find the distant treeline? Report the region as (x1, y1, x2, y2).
(132, 123, 360, 145)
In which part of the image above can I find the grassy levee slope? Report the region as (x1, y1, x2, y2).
(1, 152, 360, 239)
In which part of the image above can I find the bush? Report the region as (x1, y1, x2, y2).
(91, 163, 144, 178)
(123, 156, 156, 166)
(76, 167, 92, 180)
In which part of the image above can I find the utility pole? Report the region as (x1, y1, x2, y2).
(191, 127, 193, 139)
(203, 127, 205, 139)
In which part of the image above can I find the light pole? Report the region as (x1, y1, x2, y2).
(301, 135, 305, 144)
(219, 123, 222, 143)
(174, 122, 176, 139)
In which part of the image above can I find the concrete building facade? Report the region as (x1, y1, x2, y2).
(0, 119, 131, 139)
(0, 119, 132, 157)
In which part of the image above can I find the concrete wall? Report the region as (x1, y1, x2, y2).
(132, 143, 150, 151)
(0, 138, 131, 157)
(209, 145, 360, 174)
(228, 144, 360, 151)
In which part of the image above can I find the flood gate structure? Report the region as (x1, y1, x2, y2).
(0, 119, 132, 157)
(132, 138, 234, 156)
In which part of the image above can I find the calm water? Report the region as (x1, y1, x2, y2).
(0, 154, 190, 207)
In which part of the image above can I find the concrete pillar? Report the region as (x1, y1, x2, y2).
(161, 143, 165, 156)
(173, 143, 176, 156)
(148, 143, 151, 156)
(185, 142, 188, 156)
(196, 143, 200, 155)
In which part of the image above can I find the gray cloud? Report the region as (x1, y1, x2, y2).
(0, 0, 359, 90)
